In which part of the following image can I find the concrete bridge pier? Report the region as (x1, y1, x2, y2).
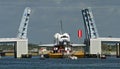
(15, 39, 28, 58)
(0, 38, 28, 58)
(116, 43, 120, 58)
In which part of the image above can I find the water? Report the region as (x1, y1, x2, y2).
(0, 56, 120, 69)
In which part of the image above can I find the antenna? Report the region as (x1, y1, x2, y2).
(60, 20, 63, 34)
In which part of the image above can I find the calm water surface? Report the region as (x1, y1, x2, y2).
(0, 56, 120, 69)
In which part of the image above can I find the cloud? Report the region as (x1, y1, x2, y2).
(1, 0, 120, 43)
(53, 0, 64, 4)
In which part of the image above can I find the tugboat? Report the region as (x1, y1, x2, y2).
(39, 47, 49, 59)
(40, 54, 45, 60)
(69, 55, 78, 60)
(100, 54, 106, 59)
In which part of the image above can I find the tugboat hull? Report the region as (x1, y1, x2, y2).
(49, 53, 63, 58)
(72, 51, 85, 58)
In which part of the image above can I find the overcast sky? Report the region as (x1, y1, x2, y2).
(0, 0, 120, 44)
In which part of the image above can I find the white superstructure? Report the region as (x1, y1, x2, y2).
(54, 33, 70, 45)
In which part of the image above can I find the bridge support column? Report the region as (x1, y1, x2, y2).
(15, 39, 28, 58)
(116, 43, 120, 58)
(90, 39, 101, 55)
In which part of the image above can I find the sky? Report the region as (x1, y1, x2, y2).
(0, 0, 120, 44)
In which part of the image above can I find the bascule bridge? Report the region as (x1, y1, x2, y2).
(0, 7, 31, 58)
(82, 8, 120, 57)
